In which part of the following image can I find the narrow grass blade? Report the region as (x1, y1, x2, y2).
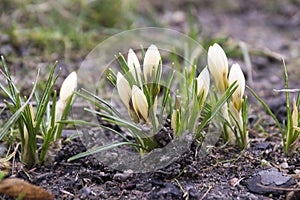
(0, 106, 24, 140)
(67, 142, 134, 162)
(247, 85, 283, 134)
(196, 82, 238, 138)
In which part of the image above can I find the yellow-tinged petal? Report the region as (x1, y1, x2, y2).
(116, 72, 132, 109)
(228, 64, 245, 111)
(207, 43, 228, 92)
(197, 67, 210, 103)
(60, 72, 77, 103)
(132, 85, 148, 122)
(127, 49, 142, 84)
(230, 102, 243, 129)
(143, 44, 161, 82)
(29, 104, 36, 128)
(171, 109, 180, 132)
(292, 98, 298, 127)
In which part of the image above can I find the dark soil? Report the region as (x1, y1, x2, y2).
(1, 1, 300, 200)
(5, 130, 298, 200)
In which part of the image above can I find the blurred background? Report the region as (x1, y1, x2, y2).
(1, 0, 300, 93)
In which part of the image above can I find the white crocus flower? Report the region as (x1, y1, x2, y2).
(116, 72, 132, 110)
(292, 99, 298, 128)
(197, 67, 210, 104)
(207, 43, 228, 92)
(292, 99, 298, 136)
(54, 71, 77, 139)
(132, 85, 149, 122)
(228, 64, 245, 112)
(143, 44, 161, 83)
(127, 49, 142, 85)
(55, 72, 77, 122)
(59, 72, 77, 104)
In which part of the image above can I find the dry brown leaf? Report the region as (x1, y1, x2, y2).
(0, 178, 53, 200)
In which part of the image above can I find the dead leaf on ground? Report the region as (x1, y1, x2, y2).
(0, 178, 53, 200)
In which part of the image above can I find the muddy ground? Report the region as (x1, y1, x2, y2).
(1, 1, 300, 199)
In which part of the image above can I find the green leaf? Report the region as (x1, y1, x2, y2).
(67, 142, 134, 162)
(196, 82, 238, 138)
(0, 105, 24, 140)
(247, 86, 283, 134)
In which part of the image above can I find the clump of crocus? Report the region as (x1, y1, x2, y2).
(116, 44, 161, 126)
(0, 56, 78, 166)
(67, 44, 242, 162)
(208, 43, 248, 148)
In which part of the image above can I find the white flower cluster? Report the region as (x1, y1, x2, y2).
(208, 43, 246, 142)
(116, 44, 161, 124)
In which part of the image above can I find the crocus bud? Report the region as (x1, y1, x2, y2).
(143, 44, 161, 83)
(292, 98, 298, 129)
(207, 43, 228, 92)
(116, 72, 132, 109)
(197, 67, 210, 104)
(132, 85, 148, 122)
(171, 109, 180, 132)
(54, 72, 77, 140)
(228, 64, 245, 111)
(127, 49, 142, 84)
(59, 72, 77, 104)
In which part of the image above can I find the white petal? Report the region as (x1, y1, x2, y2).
(132, 85, 148, 122)
(197, 67, 210, 102)
(143, 44, 161, 82)
(127, 49, 142, 83)
(228, 63, 245, 111)
(207, 43, 228, 92)
(60, 72, 77, 103)
(55, 99, 65, 122)
(292, 98, 298, 127)
(116, 72, 132, 109)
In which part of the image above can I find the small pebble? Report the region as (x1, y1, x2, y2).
(113, 172, 129, 182)
(229, 178, 239, 187)
(80, 186, 91, 195)
(280, 162, 289, 169)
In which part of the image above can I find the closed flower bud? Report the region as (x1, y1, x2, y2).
(143, 44, 161, 83)
(228, 64, 245, 111)
(127, 49, 142, 84)
(197, 67, 210, 104)
(292, 98, 298, 128)
(207, 43, 228, 92)
(59, 72, 77, 104)
(132, 85, 148, 122)
(171, 109, 180, 132)
(28, 104, 36, 128)
(116, 72, 132, 109)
